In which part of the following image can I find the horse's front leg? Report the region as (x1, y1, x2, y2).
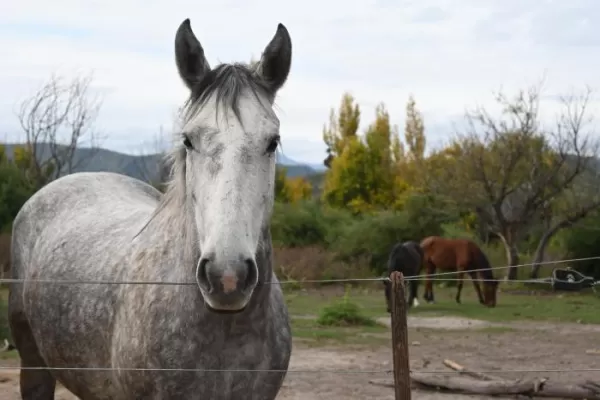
(411, 280, 420, 308)
(469, 271, 485, 304)
(455, 270, 465, 304)
(423, 262, 435, 304)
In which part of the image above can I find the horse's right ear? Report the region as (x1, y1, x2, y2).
(175, 19, 211, 90)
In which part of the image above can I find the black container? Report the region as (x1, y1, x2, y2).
(552, 268, 596, 292)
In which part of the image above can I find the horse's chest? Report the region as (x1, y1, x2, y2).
(113, 323, 287, 399)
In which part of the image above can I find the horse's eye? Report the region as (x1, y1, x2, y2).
(266, 136, 280, 154)
(183, 137, 193, 150)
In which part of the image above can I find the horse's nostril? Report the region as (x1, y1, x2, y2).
(196, 258, 212, 292)
(243, 258, 258, 291)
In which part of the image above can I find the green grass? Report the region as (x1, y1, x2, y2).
(409, 285, 600, 324)
(291, 317, 390, 346)
(285, 287, 387, 319)
(285, 284, 600, 325)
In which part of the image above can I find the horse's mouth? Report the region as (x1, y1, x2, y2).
(205, 303, 248, 314)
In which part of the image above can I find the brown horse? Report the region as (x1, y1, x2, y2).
(419, 236, 498, 307)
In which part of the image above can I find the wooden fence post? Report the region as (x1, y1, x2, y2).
(390, 271, 411, 400)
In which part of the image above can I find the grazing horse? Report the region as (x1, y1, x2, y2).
(383, 241, 423, 312)
(419, 236, 498, 307)
(8, 19, 293, 400)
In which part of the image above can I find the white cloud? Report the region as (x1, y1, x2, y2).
(1, 0, 599, 164)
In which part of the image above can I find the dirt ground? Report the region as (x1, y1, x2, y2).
(1, 316, 599, 399)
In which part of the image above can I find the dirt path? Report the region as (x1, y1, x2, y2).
(2, 316, 599, 399)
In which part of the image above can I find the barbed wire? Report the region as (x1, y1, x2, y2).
(0, 365, 598, 374)
(1, 256, 598, 286)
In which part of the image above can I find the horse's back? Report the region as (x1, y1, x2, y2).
(387, 241, 422, 276)
(14, 171, 159, 230)
(12, 171, 160, 266)
(421, 236, 486, 269)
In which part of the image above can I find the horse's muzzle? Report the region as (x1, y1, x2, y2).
(196, 255, 258, 312)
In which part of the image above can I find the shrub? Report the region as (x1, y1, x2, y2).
(270, 201, 353, 248)
(316, 289, 376, 327)
(273, 246, 372, 286)
(563, 214, 600, 280)
(332, 211, 414, 275)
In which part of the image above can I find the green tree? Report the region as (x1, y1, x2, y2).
(322, 93, 360, 168)
(286, 177, 313, 203)
(0, 145, 36, 232)
(275, 167, 291, 202)
(322, 99, 404, 213)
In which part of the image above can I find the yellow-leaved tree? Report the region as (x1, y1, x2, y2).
(390, 95, 427, 209)
(322, 93, 360, 168)
(322, 96, 402, 213)
(274, 167, 313, 203)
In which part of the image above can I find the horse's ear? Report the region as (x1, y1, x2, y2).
(255, 23, 292, 95)
(175, 19, 211, 90)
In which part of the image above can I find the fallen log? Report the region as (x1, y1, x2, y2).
(369, 374, 600, 399)
(443, 359, 499, 381)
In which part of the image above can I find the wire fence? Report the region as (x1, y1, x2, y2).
(0, 365, 599, 374)
(0, 256, 599, 379)
(1, 256, 599, 286)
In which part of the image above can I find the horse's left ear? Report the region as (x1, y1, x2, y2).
(256, 23, 292, 94)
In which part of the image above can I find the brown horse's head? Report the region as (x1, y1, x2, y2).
(483, 280, 498, 307)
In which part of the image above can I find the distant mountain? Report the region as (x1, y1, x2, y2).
(1, 142, 321, 183)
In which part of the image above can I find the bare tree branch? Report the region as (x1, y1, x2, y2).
(427, 83, 598, 279)
(16, 72, 103, 187)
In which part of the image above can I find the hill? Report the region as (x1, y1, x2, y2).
(1, 143, 322, 183)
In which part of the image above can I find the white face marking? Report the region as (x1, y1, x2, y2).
(184, 89, 280, 309)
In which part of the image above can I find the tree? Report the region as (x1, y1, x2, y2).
(0, 145, 36, 232)
(286, 177, 313, 202)
(429, 83, 599, 279)
(404, 95, 426, 162)
(392, 95, 428, 205)
(275, 167, 291, 202)
(16, 72, 103, 187)
(274, 168, 313, 203)
(322, 93, 360, 168)
(322, 102, 400, 213)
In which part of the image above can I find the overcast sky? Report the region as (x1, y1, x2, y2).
(1, 0, 599, 164)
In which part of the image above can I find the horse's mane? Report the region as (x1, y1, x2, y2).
(135, 63, 274, 237)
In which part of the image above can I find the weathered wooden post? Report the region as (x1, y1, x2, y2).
(390, 271, 411, 399)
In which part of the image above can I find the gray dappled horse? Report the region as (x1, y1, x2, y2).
(8, 18, 293, 400)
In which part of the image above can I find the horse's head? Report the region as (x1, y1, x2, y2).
(173, 19, 291, 313)
(483, 280, 498, 307)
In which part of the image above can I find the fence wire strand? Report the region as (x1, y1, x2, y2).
(1, 256, 599, 286)
(0, 366, 599, 374)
